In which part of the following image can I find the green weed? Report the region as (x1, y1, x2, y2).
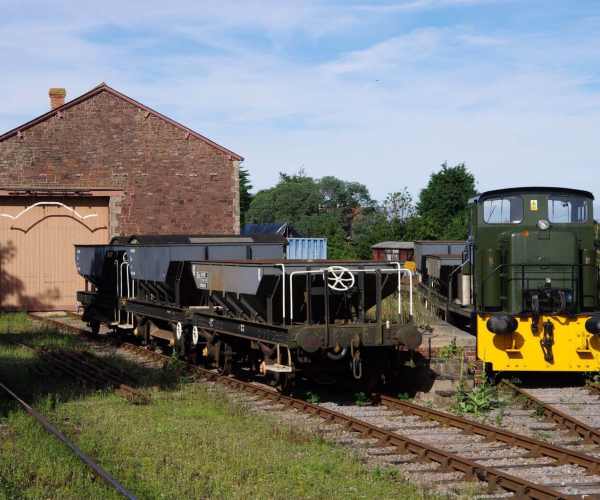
(451, 371, 497, 416)
(533, 402, 546, 420)
(305, 391, 320, 404)
(437, 337, 463, 359)
(370, 465, 404, 482)
(354, 392, 371, 407)
(366, 292, 437, 329)
(397, 392, 413, 402)
(532, 431, 552, 442)
(493, 401, 507, 427)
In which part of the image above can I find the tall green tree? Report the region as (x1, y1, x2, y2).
(245, 170, 378, 258)
(415, 162, 476, 240)
(239, 166, 254, 225)
(385, 188, 414, 221)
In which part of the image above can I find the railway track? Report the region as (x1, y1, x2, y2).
(7, 339, 148, 403)
(499, 381, 600, 447)
(29, 313, 600, 499)
(0, 379, 137, 499)
(585, 381, 600, 397)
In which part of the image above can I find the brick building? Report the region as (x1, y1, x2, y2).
(0, 84, 242, 310)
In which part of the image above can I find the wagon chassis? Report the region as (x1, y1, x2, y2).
(78, 292, 418, 352)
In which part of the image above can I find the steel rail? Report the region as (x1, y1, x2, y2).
(8, 340, 101, 391)
(46, 350, 148, 404)
(30, 315, 576, 500)
(8, 339, 146, 403)
(122, 344, 574, 500)
(585, 381, 600, 396)
(75, 350, 136, 384)
(500, 380, 600, 446)
(0, 380, 137, 499)
(377, 394, 600, 474)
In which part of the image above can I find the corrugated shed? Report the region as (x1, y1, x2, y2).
(287, 238, 327, 260)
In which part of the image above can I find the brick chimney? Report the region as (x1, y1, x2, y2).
(49, 88, 66, 109)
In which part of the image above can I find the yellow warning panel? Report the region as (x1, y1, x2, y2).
(477, 314, 600, 372)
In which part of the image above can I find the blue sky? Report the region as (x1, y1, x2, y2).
(1, 0, 599, 207)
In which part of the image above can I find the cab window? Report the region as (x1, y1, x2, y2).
(483, 197, 523, 224)
(548, 196, 588, 223)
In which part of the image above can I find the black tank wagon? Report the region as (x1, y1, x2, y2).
(76, 236, 422, 393)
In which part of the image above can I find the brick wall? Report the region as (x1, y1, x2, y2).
(0, 90, 240, 237)
(410, 345, 485, 383)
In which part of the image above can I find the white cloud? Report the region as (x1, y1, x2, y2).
(324, 29, 441, 75)
(351, 0, 517, 14)
(0, 0, 599, 206)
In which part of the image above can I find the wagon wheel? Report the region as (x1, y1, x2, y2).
(173, 322, 191, 359)
(274, 364, 295, 396)
(90, 319, 100, 336)
(362, 366, 383, 394)
(188, 326, 202, 364)
(216, 342, 233, 376)
(311, 372, 342, 385)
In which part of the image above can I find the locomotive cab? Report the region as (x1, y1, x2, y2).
(471, 187, 600, 371)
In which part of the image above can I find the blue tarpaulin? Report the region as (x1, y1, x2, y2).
(241, 222, 302, 238)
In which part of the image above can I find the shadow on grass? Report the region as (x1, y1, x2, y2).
(0, 326, 188, 416)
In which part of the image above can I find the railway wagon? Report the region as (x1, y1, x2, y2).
(76, 235, 422, 393)
(418, 187, 600, 373)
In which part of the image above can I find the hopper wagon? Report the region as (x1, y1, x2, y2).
(76, 235, 422, 393)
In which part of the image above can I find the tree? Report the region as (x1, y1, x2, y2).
(385, 189, 414, 221)
(239, 166, 254, 225)
(353, 189, 415, 259)
(245, 170, 378, 258)
(415, 162, 476, 240)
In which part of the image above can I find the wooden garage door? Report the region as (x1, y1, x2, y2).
(0, 197, 109, 311)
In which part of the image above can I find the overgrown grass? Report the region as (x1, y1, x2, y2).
(0, 313, 432, 499)
(366, 291, 437, 329)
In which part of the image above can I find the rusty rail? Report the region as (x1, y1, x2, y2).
(8, 340, 148, 404)
(500, 380, 600, 446)
(30, 314, 578, 500)
(585, 381, 600, 396)
(377, 393, 600, 474)
(124, 343, 575, 499)
(0, 380, 137, 499)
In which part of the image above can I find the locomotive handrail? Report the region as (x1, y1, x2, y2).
(479, 262, 599, 315)
(448, 258, 470, 280)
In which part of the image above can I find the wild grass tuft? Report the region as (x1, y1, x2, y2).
(366, 290, 437, 329)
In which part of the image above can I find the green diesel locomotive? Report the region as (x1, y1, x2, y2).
(418, 187, 599, 372)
